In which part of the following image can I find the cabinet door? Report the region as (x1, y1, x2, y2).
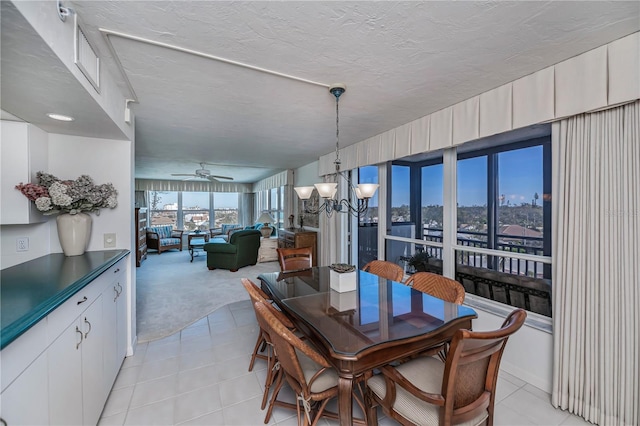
(0, 121, 47, 225)
(81, 296, 104, 426)
(103, 269, 127, 397)
(48, 296, 104, 426)
(0, 352, 49, 426)
(48, 315, 84, 425)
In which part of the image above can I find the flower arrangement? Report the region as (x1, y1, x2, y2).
(16, 172, 118, 215)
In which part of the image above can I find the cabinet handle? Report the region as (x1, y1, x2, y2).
(1, 417, 7, 426)
(83, 317, 92, 338)
(114, 268, 120, 273)
(117, 282, 123, 295)
(77, 296, 88, 305)
(75, 326, 83, 349)
(114, 286, 119, 302)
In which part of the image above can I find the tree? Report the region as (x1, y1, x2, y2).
(149, 191, 168, 210)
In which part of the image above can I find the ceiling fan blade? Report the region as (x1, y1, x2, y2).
(171, 173, 197, 177)
(209, 175, 234, 181)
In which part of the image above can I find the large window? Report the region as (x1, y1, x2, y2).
(257, 186, 284, 229)
(149, 191, 178, 228)
(455, 139, 552, 316)
(359, 132, 552, 317)
(148, 191, 240, 230)
(182, 192, 210, 231)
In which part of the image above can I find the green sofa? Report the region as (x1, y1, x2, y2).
(203, 229, 261, 272)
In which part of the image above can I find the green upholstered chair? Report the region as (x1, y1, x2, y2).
(204, 229, 261, 272)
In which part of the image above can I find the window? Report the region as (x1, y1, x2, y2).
(212, 192, 239, 227)
(455, 138, 552, 317)
(391, 165, 411, 223)
(148, 191, 240, 231)
(182, 192, 210, 232)
(357, 166, 378, 268)
(257, 186, 284, 229)
(149, 191, 178, 228)
(421, 162, 444, 259)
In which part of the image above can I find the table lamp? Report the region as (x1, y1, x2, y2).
(257, 212, 276, 238)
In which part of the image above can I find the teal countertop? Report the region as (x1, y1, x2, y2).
(1, 249, 129, 349)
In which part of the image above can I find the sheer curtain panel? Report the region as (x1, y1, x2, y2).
(552, 101, 639, 425)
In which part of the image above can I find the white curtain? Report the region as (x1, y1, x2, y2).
(552, 101, 639, 425)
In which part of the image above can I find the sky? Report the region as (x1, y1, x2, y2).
(361, 145, 543, 207)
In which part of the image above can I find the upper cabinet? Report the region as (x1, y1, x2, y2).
(1, 120, 48, 224)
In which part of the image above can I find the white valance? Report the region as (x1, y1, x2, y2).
(252, 170, 293, 192)
(608, 32, 640, 105)
(480, 83, 513, 138)
(555, 45, 608, 118)
(410, 115, 430, 155)
(452, 96, 479, 146)
(394, 122, 412, 159)
(135, 179, 252, 193)
(315, 32, 639, 172)
(430, 106, 453, 150)
(513, 66, 555, 129)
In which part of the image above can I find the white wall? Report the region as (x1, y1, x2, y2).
(48, 134, 132, 254)
(0, 223, 52, 268)
(472, 307, 553, 393)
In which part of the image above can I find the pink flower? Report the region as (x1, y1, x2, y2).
(15, 183, 49, 201)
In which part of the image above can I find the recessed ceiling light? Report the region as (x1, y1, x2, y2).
(46, 113, 75, 122)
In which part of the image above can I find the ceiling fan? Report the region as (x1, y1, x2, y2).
(171, 162, 234, 182)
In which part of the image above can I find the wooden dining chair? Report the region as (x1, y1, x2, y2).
(254, 300, 342, 426)
(405, 272, 466, 305)
(276, 247, 313, 271)
(362, 260, 404, 282)
(367, 308, 527, 426)
(241, 278, 296, 416)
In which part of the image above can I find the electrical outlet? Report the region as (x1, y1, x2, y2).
(104, 233, 116, 248)
(16, 237, 29, 252)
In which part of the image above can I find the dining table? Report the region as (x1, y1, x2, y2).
(258, 266, 478, 426)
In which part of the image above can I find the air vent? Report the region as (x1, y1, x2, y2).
(74, 17, 100, 92)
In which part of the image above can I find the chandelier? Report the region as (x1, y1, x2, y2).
(294, 84, 379, 218)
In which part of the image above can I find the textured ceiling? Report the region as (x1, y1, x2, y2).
(2, 1, 639, 183)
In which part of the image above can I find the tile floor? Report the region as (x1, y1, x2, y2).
(98, 300, 592, 425)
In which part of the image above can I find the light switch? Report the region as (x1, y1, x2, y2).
(104, 233, 116, 248)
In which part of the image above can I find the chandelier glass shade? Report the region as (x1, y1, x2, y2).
(294, 84, 379, 218)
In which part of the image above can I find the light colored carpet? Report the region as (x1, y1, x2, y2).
(135, 249, 279, 342)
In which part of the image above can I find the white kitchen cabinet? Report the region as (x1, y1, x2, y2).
(0, 352, 49, 426)
(0, 255, 129, 426)
(102, 263, 127, 399)
(0, 120, 48, 224)
(48, 296, 104, 426)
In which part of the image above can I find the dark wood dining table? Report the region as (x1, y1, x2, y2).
(258, 266, 477, 426)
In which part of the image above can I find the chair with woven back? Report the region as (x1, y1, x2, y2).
(366, 308, 527, 426)
(254, 301, 368, 426)
(276, 246, 313, 272)
(405, 272, 466, 305)
(241, 278, 297, 418)
(362, 259, 404, 282)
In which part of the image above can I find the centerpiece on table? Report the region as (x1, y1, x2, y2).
(16, 172, 118, 256)
(328, 263, 357, 311)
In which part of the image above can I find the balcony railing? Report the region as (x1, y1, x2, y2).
(359, 223, 552, 316)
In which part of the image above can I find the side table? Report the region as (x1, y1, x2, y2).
(258, 237, 278, 263)
(188, 232, 209, 262)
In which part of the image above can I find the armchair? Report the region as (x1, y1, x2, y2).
(146, 225, 184, 254)
(203, 229, 261, 272)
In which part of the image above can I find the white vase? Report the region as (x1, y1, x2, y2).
(56, 213, 92, 256)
